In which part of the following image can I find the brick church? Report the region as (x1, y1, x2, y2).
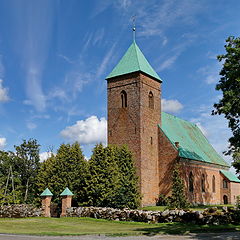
(106, 40, 240, 206)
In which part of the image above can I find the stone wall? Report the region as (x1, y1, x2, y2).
(66, 206, 240, 225)
(0, 204, 42, 218)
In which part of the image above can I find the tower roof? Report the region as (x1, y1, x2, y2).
(106, 41, 162, 82)
(40, 188, 53, 197)
(60, 187, 74, 196)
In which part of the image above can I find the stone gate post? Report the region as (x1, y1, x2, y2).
(40, 188, 53, 217)
(60, 187, 74, 217)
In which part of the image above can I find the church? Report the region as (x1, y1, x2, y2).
(106, 40, 240, 206)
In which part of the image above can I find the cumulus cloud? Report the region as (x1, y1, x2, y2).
(39, 152, 54, 162)
(60, 116, 107, 145)
(162, 98, 183, 113)
(0, 137, 6, 149)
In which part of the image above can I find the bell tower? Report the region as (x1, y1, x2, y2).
(106, 40, 162, 206)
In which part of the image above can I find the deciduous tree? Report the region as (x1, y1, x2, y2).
(213, 36, 240, 171)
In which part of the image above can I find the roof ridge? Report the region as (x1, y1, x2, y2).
(162, 112, 197, 127)
(133, 42, 141, 70)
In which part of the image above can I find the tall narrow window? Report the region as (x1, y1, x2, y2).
(121, 90, 127, 108)
(189, 172, 194, 192)
(148, 91, 154, 109)
(212, 175, 216, 193)
(201, 174, 205, 192)
(223, 179, 228, 189)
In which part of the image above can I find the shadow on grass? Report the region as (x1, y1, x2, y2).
(135, 222, 240, 236)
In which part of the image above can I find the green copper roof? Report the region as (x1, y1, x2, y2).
(60, 187, 74, 196)
(106, 41, 162, 82)
(160, 112, 229, 167)
(220, 170, 240, 183)
(40, 188, 53, 197)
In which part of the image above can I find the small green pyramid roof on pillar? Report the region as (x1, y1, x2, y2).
(40, 188, 53, 197)
(60, 187, 74, 196)
(106, 41, 162, 82)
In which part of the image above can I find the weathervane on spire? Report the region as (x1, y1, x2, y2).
(131, 15, 136, 42)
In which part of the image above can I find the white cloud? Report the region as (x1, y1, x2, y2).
(0, 79, 9, 102)
(162, 98, 183, 113)
(190, 104, 232, 165)
(158, 54, 179, 71)
(136, 0, 202, 37)
(0, 137, 6, 149)
(96, 43, 116, 78)
(60, 116, 107, 145)
(39, 151, 53, 162)
(26, 122, 37, 130)
(10, 1, 55, 111)
(197, 63, 221, 85)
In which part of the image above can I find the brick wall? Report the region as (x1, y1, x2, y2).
(107, 72, 161, 206)
(230, 182, 240, 204)
(181, 161, 224, 204)
(158, 128, 178, 196)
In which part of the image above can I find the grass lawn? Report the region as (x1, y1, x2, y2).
(0, 217, 240, 236)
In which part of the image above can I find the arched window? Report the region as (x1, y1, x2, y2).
(223, 179, 228, 189)
(121, 90, 127, 108)
(212, 175, 216, 193)
(148, 91, 154, 109)
(201, 174, 205, 192)
(189, 172, 194, 192)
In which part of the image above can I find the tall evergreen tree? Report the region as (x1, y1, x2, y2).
(168, 164, 189, 209)
(86, 144, 120, 207)
(114, 145, 141, 209)
(37, 142, 88, 205)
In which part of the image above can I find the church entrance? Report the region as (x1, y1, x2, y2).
(223, 195, 228, 204)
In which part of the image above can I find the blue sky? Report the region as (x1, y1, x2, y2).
(0, 0, 239, 166)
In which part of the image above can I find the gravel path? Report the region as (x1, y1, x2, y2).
(1, 232, 240, 240)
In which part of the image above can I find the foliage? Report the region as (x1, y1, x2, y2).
(156, 194, 170, 206)
(213, 36, 240, 159)
(232, 151, 240, 174)
(168, 164, 189, 209)
(113, 145, 141, 209)
(14, 139, 41, 203)
(86, 144, 120, 207)
(36, 142, 88, 205)
(236, 195, 240, 209)
(0, 140, 40, 204)
(86, 144, 140, 209)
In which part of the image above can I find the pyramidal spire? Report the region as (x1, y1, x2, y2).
(106, 41, 162, 82)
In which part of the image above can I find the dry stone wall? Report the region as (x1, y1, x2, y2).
(0, 204, 42, 218)
(66, 206, 240, 225)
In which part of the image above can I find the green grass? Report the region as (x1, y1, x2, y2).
(141, 204, 234, 212)
(0, 217, 239, 236)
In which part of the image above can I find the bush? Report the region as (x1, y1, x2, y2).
(236, 195, 240, 209)
(156, 194, 169, 206)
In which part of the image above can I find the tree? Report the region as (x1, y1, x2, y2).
(37, 142, 88, 205)
(168, 164, 189, 209)
(213, 36, 240, 166)
(87, 144, 140, 209)
(86, 144, 120, 207)
(114, 145, 141, 209)
(0, 150, 22, 205)
(14, 139, 40, 203)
